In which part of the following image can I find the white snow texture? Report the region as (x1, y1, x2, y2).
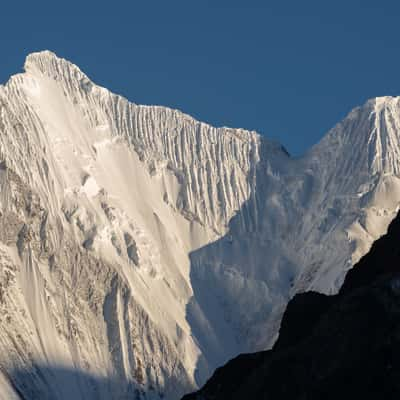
(0, 51, 399, 399)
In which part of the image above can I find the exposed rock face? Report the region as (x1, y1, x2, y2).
(1, 51, 400, 399)
(182, 212, 400, 400)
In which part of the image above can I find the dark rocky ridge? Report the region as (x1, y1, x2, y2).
(182, 212, 400, 399)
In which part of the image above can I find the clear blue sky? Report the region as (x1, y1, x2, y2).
(1, 1, 399, 155)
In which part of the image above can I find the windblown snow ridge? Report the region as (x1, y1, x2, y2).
(23, 50, 262, 233)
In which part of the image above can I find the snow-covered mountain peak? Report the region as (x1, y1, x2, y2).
(1, 51, 400, 400)
(307, 94, 400, 175)
(24, 50, 88, 83)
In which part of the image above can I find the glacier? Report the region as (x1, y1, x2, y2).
(0, 51, 400, 399)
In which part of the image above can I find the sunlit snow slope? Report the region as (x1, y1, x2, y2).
(0, 51, 400, 399)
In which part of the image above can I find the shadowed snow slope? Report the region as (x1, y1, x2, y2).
(182, 212, 400, 400)
(1, 51, 400, 399)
